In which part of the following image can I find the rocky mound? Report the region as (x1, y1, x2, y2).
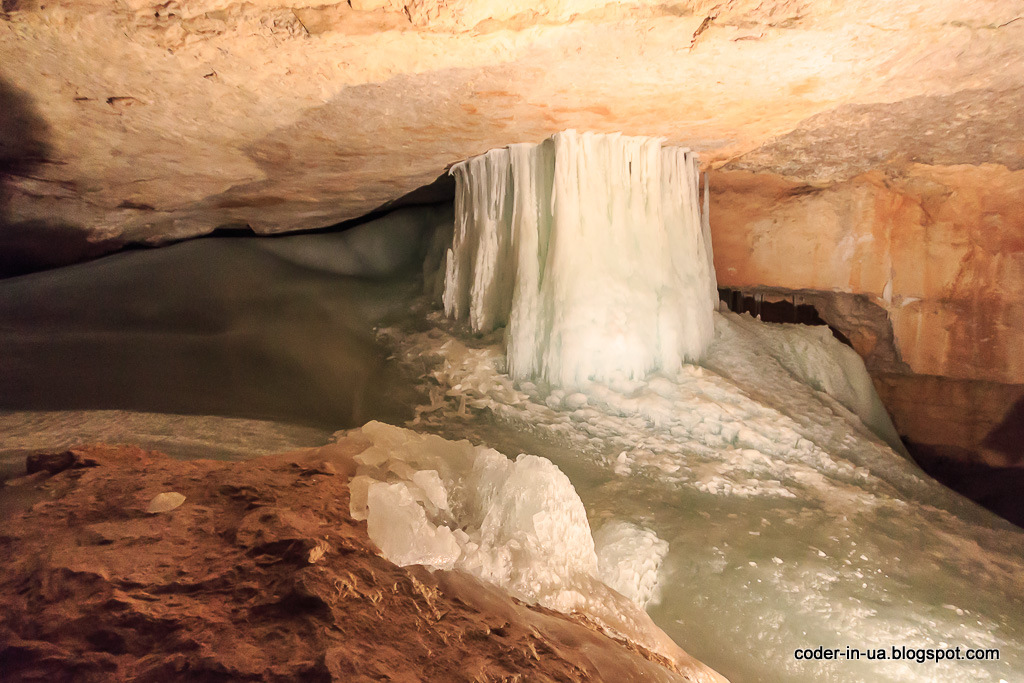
(0, 443, 716, 682)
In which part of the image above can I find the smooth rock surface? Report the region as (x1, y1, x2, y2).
(1, 0, 1022, 268)
(145, 490, 186, 513)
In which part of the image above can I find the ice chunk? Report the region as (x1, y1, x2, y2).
(365, 481, 461, 570)
(594, 521, 670, 608)
(410, 469, 449, 513)
(467, 452, 598, 607)
(444, 130, 716, 386)
(351, 422, 599, 607)
(347, 474, 375, 521)
(347, 420, 685, 660)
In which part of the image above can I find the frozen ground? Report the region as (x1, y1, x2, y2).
(371, 305, 1024, 683)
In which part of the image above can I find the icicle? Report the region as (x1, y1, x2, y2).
(702, 171, 718, 308)
(444, 130, 718, 386)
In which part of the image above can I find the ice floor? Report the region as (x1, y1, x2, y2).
(0, 205, 450, 428)
(2, 171, 1021, 680)
(367, 304, 1024, 683)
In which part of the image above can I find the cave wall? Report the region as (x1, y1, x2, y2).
(710, 165, 1024, 462)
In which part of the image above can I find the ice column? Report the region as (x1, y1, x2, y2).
(444, 130, 717, 386)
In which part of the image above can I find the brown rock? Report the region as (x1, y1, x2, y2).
(0, 443, 720, 682)
(25, 450, 76, 475)
(25, 448, 100, 475)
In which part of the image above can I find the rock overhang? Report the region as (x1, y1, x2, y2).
(1, 0, 1021, 262)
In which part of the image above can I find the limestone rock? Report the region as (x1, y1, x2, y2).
(146, 491, 186, 513)
(1, 0, 1023, 271)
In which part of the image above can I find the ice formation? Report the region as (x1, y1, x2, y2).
(254, 204, 452, 278)
(593, 521, 670, 609)
(350, 421, 598, 606)
(377, 309, 1024, 683)
(347, 421, 678, 659)
(443, 130, 716, 386)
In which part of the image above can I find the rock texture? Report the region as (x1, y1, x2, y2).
(1, 0, 1023, 267)
(711, 166, 1024, 386)
(0, 443, 720, 682)
(710, 165, 1024, 463)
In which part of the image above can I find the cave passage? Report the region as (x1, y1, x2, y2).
(717, 286, 854, 348)
(0, 204, 451, 429)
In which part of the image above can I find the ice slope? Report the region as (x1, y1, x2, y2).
(715, 312, 906, 454)
(443, 131, 716, 386)
(376, 310, 1024, 683)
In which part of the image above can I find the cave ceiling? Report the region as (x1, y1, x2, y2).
(1, 0, 1022, 253)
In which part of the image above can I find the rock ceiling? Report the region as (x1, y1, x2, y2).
(2, 0, 1022, 254)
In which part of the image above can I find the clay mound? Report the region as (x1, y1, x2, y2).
(0, 443, 705, 682)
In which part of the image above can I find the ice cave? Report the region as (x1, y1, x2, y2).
(1, 2, 1023, 682)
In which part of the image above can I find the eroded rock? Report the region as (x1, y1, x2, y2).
(1, 0, 1022, 271)
(0, 443, 717, 682)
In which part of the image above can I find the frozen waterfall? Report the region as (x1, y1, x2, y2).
(368, 132, 1024, 682)
(443, 130, 717, 386)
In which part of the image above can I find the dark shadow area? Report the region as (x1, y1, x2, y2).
(982, 395, 1024, 463)
(908, 396, 1024, 529)
(0, 205, 451, 430)
(0, 78, 117, 277)
(717, 286, 854, 347)
(0, 219, 126, 278)
(0, 78, 50, 192)
(908, 440, 1024, 530)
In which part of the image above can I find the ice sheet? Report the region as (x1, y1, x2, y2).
(377, 310, 1024, 682)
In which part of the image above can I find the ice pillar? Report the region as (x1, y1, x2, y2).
(443, 130, 717, 386)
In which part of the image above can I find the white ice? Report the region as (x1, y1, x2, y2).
(378, 309, 1024, 682)
(348, 421, 678, 660)
(443, 130, 716, 386)
(594, 520, 670, 609)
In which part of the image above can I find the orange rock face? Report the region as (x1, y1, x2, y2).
(711, 164, 1024, 386)
(710, 164, 1024, 458)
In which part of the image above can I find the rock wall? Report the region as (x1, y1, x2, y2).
(710, 165, 1024, 462)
